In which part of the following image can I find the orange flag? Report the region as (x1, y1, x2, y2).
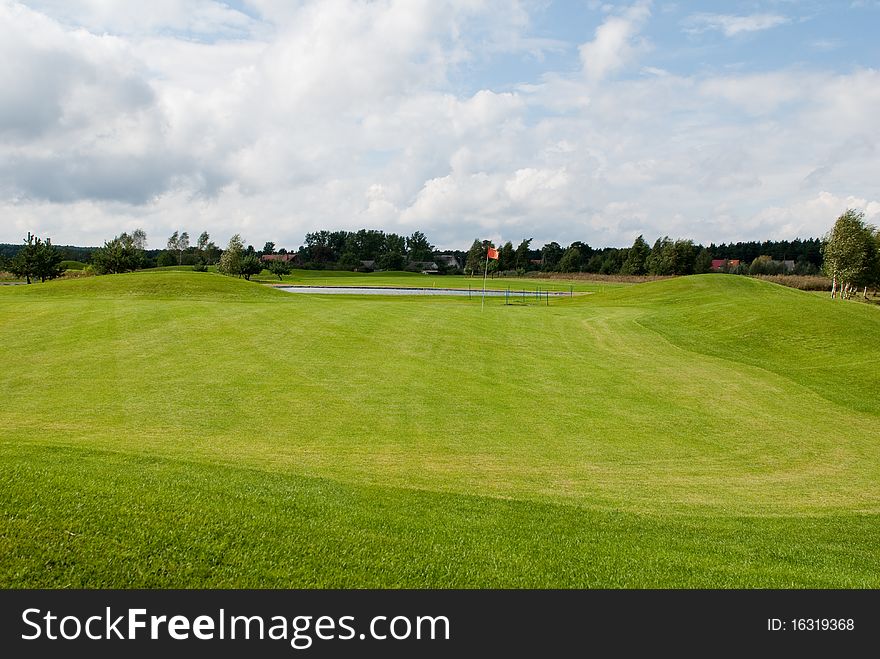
(487, 247, 499, 260)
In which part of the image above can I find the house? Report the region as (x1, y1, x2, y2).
(780, 260, 795, 273)
(710, 259, 740, 271)
(261, 253, 298, 263)
(435, 254, 461, 270)
(410, 261, 439, 274)
(358, 260, 377, 272)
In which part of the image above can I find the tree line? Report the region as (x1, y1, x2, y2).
(461, 235, 819, 277)
(295, 229, 436, 271)
(3, 211, 877, 294)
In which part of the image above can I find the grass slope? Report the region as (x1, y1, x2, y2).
(1, 271, 878, 587)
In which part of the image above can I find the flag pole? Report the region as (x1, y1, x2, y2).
(481, 248, 490, 311)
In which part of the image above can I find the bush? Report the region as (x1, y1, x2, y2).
(192, 262, 208, 272)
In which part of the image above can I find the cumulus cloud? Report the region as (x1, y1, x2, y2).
(1, 0, 878, 250)
(579, 1, 652, 84)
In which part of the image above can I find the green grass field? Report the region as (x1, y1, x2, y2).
(1, 270, 878, 587)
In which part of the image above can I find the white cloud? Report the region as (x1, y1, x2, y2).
(1, 0, 878, 251)
(684, 13, 789, 37)
(18, 0, 256, 37)
(579, 1, 652, 83)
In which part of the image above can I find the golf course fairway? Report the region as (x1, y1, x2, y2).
(1, 270, 877, 587)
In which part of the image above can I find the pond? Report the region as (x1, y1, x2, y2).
(276, 286, 569, 297)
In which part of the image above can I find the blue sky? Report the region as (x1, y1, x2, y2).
(1, 0, 878, 249)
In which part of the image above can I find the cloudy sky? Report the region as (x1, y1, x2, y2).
(1, 0, 879, 250)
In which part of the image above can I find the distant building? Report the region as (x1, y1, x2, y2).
(358, 260, 377, 272)
(435, 254, 461, 270)
(710, 259, 741, 271)
(261, 253, 298, 263)
(780, 260, 795, 273)
(410, 261, 439, 274)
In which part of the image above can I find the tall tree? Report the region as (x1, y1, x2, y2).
(694, 247, 714, 274)
(131, 228, 147, 251)
(498, 241, 515, 271)
(91, 232, 144, 274)
(406, 231, 434, 263)
(822, 209, 877, 298)
(465, 239, 483, 276)
(167, 231, 179, 263)
(178, 232, 190, 265)
(218, 234, 245, 277)
(266, 259, 291, 280)
(557, 246, 582, 273)
(514, 238, 532, 271)
(669, 239, 696, 275)
(263, 241, 276, 255)
(621, 235, 650, 275)
(540, 242, 564, 271)
(166, 230, 189, 265)
(10, 233, 64, 284)
(196, 231, 220, 265)
(646, 237, 674, 275)
(9, 232, 39, 284)
(239, 254, 263, 280)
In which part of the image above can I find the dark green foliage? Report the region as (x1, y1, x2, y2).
(266, 259, 291, 280)
(557, 246, 582, 273)
(156, 251, 177, 267)
(646, 238, 673, 275)
(645, 237, 694, 275)
(710, 237, 822, 268)
(337, 252, 361, 271)
(300, 229, 432, 271)
(514, 238, 532, 271)
(38, 244, 69, 283)
(263, 241, 275, 255)
(694, 248, 713, 274)
(192, 262, 208, 272)
(406, 231, 434, 263)
(239, 254, 263, 280)
(10, 232, 65, 283)
(498, 241, 515, 271)
(669, 239, 696, 275)
(465, 239, 483, 275)
(583, 248, 624, 274)
(540, 242, 564, 271)
(621, 235, 650, 275)
(91, 232, 146, 275)
(568, 241, 593, 267)
(378, 251, 405, 271)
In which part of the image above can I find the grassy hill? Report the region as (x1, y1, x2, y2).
(1, 271, 877, 587)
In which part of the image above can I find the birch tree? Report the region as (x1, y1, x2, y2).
(821, 209, 876, 299)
